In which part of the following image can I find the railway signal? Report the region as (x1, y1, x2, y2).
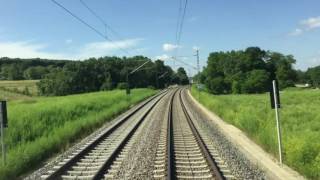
(270, 80, 283, 165)
(0, 100, 8, 164)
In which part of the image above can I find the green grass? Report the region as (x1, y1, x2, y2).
(0, 80, 39, 96)
(0, 89, 33, 101)
(0, 89, 156, 179)
(191, 86, 320, 179)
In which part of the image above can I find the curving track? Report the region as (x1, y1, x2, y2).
(41, 90, 170, 180)
(40, 87, 236, 180)
(153, 88, 235, 180)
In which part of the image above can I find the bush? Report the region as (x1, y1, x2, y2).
(206, 76, 230, 94)
(117, 82, 128, 89)
(241, 70, 270, 93)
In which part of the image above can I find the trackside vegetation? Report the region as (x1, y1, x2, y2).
(191, 86, 320, 179)
(0, 88, 156, 179)
(0, 57, 189, 96)
(194, 47, 298, 94)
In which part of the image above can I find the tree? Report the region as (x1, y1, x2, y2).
(100, 73, 113, 90)
(23, 66, 48, 79)
(202, 47, 297, 94)
(242, 70, 270, 93)
(206, 76, 230, 94)
(306, 66, 320, 87)
(266, 52, 297, 89)
(36, 56, 179, 96)
(176, 67, 189, 85)
(296, 70, 308, 84)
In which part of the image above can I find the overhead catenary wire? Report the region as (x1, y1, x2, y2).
(175, 0, 183, 44)
(171, 57, 197, 70)
(173, 0, 189, 70)
(79, 0, 108, 36)
(79, 0, 125, 41)
(79, 0, 143, 55)
(176, 0, 188, 46)
(51, 0, 131, 56)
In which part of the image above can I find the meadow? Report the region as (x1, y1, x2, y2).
(191, 87, 320, 179)
(0, 80, 39, 96)
(0, 89, 32, 101)
(0, 88, 156, 179)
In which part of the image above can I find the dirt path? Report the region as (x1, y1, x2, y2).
(187, 90, 305, 180)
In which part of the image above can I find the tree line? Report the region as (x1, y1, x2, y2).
(195, 47, 319, 94)
(0, 56, 189, 96)
(296, 66, 320, 88)
(0, 57, 68, 80)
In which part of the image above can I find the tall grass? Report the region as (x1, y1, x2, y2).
(0, 89, 156, 179)
(191, 86, 320, 179)
(0, 80, 39, 96)
(0, 90, 32, 101)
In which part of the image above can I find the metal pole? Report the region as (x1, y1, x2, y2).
(0, 106, 5, 165)
(196, 50, 200, 100)
(126, 69, 130, 95)
(273, 80, 282, 165)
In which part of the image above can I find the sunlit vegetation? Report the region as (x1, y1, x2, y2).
(0, 88, 156, 179)
(0, 80, 39, 96)
(191, 86, 320, 179)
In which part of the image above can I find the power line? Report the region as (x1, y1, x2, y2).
(79, 0, 106, 29)
(79, 0, 121, 40)
(79, 0, 108, 36)
(172, 0, 189, 70)
(175, 0, 183, 44)
(176, 0, 188, 46)
(51, 0, 131, 55)
(79, 0, 141, 55)
(51, 0, 108, 40)
(171, 56, 197, 70)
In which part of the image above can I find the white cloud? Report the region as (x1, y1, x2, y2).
(288, 28, 303, 36)
(163, 43, 180, 52)
(155, 54, 171, 61)
(0, 38, 143, 60)
(78, 38, 142, 58)
(301, 16, 320, 30)
(289, 16, 320, 36)
(0, 41, 68, 59)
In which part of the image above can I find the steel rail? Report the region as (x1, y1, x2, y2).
(167, 89, 178, 180)
(45, 89, 168, 180)
(92, 89, 167, 179)
(178, 88, 225, 180)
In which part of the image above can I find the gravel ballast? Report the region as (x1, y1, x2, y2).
(182, 89, 266, 179)
(112, 91, 172, 179)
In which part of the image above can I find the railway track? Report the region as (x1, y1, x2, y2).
(153, 88, 235, 179)
(40, 87, 235, 179)
(41, 89, 170, 180)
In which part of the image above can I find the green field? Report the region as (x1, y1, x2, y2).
(0, 89, 33, 101)
(0, 80, 39, 96)
(0, 88, 156, 179)
(191, 86, 320, 179)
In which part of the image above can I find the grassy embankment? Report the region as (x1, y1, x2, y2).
(0, 88, 156, 179)
(191, 86, 320, 179)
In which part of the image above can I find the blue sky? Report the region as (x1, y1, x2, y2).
(1, 0, 320, 75)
